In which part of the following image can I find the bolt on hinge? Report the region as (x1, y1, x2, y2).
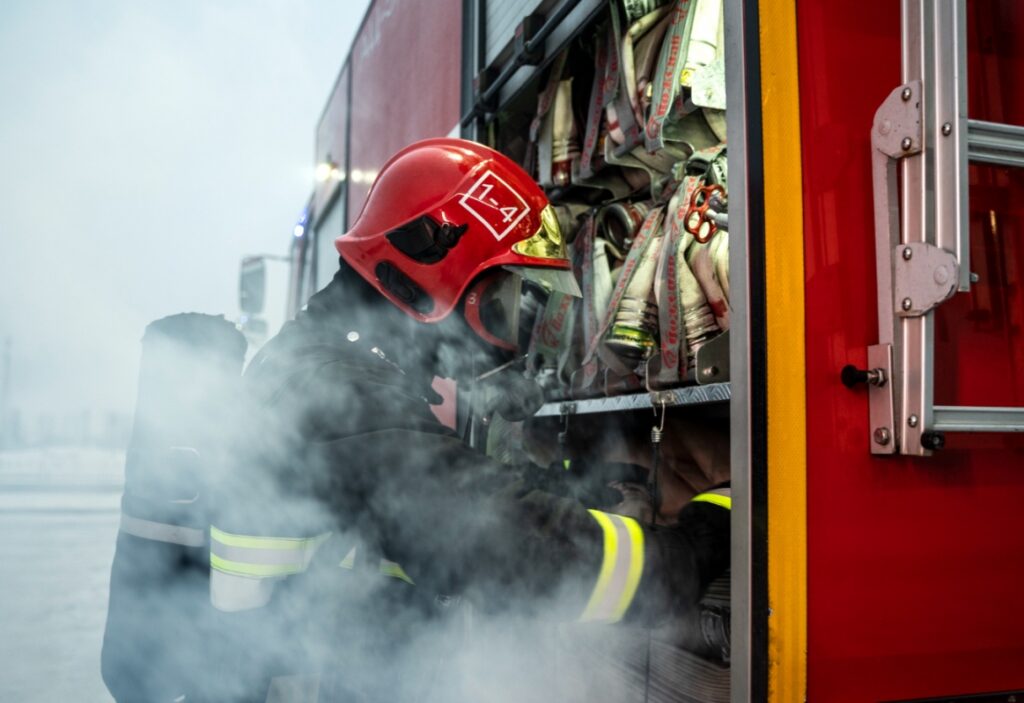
(874, 82, 923, 158)
(893, 242, 960, 317)
(864, 344, 896, 456)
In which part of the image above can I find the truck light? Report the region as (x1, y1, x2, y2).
(314, 162, 333, 183)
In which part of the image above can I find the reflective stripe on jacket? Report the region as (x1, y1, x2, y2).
(119, 513, 205, 547)
(691, 486, 732, 511)
(579, 509, 645, 624)
(579, 486, 731, 624)
(209, 526, 330, 612)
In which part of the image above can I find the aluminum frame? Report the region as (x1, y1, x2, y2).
(967, 119, 1024, 168)
(724, 0, 763, 699)
(933, 406, 1024, 433)
(869, 0, 1024, 454)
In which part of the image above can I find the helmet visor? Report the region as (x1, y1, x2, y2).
(507, 205, 581, 297)
(512, 204, 566, 260)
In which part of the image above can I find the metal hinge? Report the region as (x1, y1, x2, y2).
(862, 0, 1024, 456)
(892, 242, 958, 317)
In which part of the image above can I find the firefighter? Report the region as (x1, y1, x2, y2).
(209, 138, 730, 700)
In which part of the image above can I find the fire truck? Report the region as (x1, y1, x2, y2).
(242, 0, 1024, 700)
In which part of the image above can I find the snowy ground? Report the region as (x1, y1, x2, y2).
(0, 448, 123, 702)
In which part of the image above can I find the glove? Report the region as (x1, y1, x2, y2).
(478, 367, 545, 422)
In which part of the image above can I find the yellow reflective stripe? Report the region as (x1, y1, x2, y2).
(691, 493, 732, 510)
(619, 516, 644, 619)
(580, 509, 644, 624)
(379, 559, 415, 585)
(339, 547, 357, 570)
(581, 510, 618, 621)
(210, 525, 321, 551)
(210, 553, 304, 578)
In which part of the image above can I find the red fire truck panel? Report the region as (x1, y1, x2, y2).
(799, 2, 1024, 700)
(347, 0, 463, 223)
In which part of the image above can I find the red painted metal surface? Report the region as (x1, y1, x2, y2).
(346, 0, 463, 224)
(797, 2, 1024, 700)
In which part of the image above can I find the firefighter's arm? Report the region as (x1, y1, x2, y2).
(326, 428, 729, 626)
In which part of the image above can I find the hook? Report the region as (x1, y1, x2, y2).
(651, 398, 667, 446)
(643, 358, 659, 398)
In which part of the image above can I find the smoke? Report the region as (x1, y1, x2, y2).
(0, 3, 372, 701)
(0, 0, 368, 425)
(0, 4, 735, 696)
(97, 268, 731, 702)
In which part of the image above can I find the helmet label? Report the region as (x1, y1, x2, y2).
(458, 170, 530, 241)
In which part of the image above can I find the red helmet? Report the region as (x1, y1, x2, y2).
(336, 138, 579, 347)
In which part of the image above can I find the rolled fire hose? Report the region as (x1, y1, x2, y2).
(580, 21, 615, 178)
(538, 75, 579, 188)
(679, 0, 723, 88)
(657, 179, 720, 384)
(622, 6, 674, 129)
(682, 144, 729, 320)
(623, 0, 672, 22)
(690, 10, 727, 144)
(584, 207, 667, 375)
(709, 228, 729, 301)
(605, 5, 644, 150)
(575, 215, 615, 390)
(527, 288, 578, 395)
(527, 51, 569, 183)
(686, 237, 730, 331)
(645, 0, 698, 153)
(550, 78, 580, 186)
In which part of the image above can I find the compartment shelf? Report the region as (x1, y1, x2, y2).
(534, 382, 731, 417)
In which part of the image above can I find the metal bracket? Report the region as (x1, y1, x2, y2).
(867, 344, 897, 455)
(872, 81, 923, 158)
(695, 329, 731, 385)
(871, 81, 923, 341)
(893, 242, 959, 317)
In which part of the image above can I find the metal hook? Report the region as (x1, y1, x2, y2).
(651, 398, 667, 445)
(643, 358, 659, 399)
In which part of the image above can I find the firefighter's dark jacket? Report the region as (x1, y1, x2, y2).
(218, 262, 730, 628)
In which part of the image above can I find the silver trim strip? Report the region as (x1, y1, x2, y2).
(119, 514, 204, 548)
(967, 119, 1024, 168)
(933, 406, 1024, 433)
(725, 0, 753, 698)
(926, 0, 969, 291)
(533, 383, 731, 417)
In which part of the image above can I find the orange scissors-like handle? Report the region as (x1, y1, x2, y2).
(683, 184, 726, 243)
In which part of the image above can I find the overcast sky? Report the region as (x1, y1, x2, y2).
(0, 0, 370, 419)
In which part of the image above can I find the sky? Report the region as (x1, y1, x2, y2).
(0, 0, 371, 419)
